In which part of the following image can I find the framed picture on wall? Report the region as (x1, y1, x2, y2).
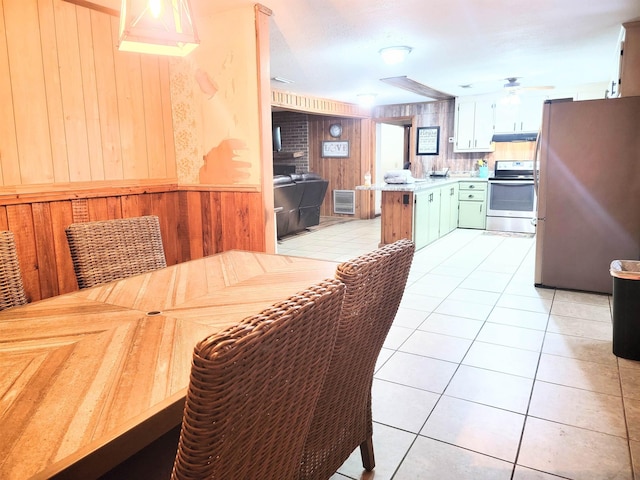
(321, 140, 350, 158)
(416, 126, 440, 155)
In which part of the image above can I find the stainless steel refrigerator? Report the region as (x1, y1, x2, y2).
(534, 96, 640, 294)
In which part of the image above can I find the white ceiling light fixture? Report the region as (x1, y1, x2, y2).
(357, 93, 377, 107)
(119, 0, 200, 57)
(501, 90, 522, 105)
(379, 46, 412, 65)
(501, 78, 522, 105)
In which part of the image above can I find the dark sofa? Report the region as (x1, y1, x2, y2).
(274, 173, 329, 238)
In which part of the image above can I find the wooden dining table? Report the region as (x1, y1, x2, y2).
(0, 250, 339, 480)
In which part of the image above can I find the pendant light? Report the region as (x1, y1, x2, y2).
(119, 0, 199, 57)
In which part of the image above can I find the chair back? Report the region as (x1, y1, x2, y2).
(0, 231, 27, 310)
(65, 216, 167, 289)
(172, 279, 345, 480)
(297, 239, 415, 479)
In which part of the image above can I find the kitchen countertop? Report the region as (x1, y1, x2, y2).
(356, 176, 487, 192)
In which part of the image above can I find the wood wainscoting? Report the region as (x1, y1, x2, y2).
(0, 185, 265, 303)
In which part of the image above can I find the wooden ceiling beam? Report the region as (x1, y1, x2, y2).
(380, 76, 454, 101)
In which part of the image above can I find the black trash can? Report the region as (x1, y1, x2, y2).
(610, 260, 640, 360)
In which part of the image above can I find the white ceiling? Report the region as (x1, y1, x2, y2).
(95, 0, 640, 106)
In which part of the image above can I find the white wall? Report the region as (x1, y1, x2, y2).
(380, 123, 405, 171)
(375, 123, 406, 215)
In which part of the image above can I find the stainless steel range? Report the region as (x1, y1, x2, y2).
(486, 160, 536, 234)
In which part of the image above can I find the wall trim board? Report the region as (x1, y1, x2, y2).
(178, 184, 261, 193)
(0, 181, 261, 205)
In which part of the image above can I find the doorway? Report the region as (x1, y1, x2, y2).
(374, 120, 412, 215)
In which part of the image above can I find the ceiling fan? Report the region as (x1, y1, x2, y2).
(497, 77, 554, 105)
(503, 77, 554, 93)
(460, 77, 554, 95)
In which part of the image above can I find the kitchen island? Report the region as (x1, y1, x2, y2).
(357, 177, 487, 250)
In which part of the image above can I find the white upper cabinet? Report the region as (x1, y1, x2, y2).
(620, 21, 640, 97)
(493, 96, 544, 133)
(454, 96, 494, 152)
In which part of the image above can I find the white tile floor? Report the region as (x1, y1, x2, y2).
(277, 217, 640, 480)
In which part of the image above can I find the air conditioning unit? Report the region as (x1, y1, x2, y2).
(333, 190, 355, 215)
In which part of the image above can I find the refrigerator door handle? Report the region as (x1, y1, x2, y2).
(533, 127, 541, 194)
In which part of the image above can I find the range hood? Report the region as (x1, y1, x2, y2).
(491, 132, 538, 142)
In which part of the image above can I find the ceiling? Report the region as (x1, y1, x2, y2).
(89, 0, 640, 106)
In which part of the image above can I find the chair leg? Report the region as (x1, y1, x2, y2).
(359, 436, 375, 471)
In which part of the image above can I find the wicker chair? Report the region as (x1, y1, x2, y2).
(297, 239, 415, 480)
(100, 279, 345, 480)
(65, 216, 167, 289)
(0, 231, 27, 310)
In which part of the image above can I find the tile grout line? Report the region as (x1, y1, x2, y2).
(284, 220, 632, 479)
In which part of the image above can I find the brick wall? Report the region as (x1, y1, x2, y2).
(272, 111, 309, 173)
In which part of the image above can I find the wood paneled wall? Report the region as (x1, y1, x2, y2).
(374, 100, 460, 178)
(0, 0, 176, 188)
(0, 187, 265, 303)
(308, 116, 364, 217)
(0, 1, 269, 303)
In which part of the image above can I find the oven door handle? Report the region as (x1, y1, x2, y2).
(489, 180, 534, 186)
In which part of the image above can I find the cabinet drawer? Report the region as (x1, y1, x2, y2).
(458, 181, 486, 192)
(458, 189, 486, 202)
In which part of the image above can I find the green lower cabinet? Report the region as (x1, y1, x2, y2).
(458, 181, 487, 229)
(413, 190, 441, 249)
(413, 189, 441, 249)
(439, 187, 451, 236)
(439, 184, 459, 235)
(450, 184, 460, 231)
(414, 185, 461, 250)
(413, 192, 430, 250)
(412, 181, 485, 250)
(427, 190, 441, 244)
(458, 200, 486, 229)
